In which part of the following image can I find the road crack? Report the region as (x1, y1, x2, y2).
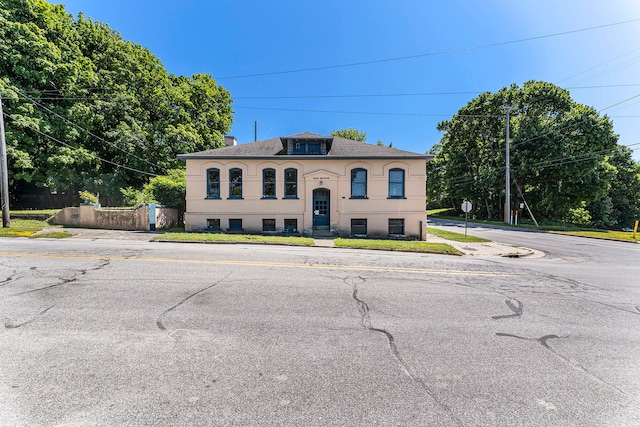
(0, 270, 18, 288)
(11, 260, 110, 296)
(492, 298, 524, 320)
(496, 332, 631, 397)
(156, 273, 231, 331)
(3, 305, 54, 329)
(349, 276, 463, 427)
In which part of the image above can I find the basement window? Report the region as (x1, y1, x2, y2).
(228, 218, 243, 231)
(262, 219, 276, 232)
(351, 219, 367, 236)
(284, 219, 298, 233)
(388, 218, 405, 235)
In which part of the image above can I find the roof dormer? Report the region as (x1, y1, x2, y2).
(281, 136, 333, 155)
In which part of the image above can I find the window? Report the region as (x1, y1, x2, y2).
(351, 168, 367, 198)
(388, 218, 405, 235)
(307, 142, 322, 154)
(229, 168, 242, 199)
(228, 218, 243, 230)
(284, 219, 298, 233)
(207, 218, 220, 229)
(206, 168, 220, 199)
(262, 219, 276, 232)
(351, 219, 367, 235)
(388, 168, 405, 198)
(284, 168, 297, 198)
(262, 168, 276, 198)
(291, 141, 324, 154)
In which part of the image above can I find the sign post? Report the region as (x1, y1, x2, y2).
(461, 201, 472, 238)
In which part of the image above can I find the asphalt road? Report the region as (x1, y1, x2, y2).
(428, 218, 640, 291)
(1, 236, 639, 426)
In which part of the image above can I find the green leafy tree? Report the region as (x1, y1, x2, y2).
(330, 128, 366, 141)
(0, 0, 233, 206)
(143, 169, 186, 214)
(434, 81, 619, 222)
(587, 145, 640, 229)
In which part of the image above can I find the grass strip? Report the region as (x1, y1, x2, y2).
(155, 232, 315, 246)
(334, 238, 460, 255)
(0, 219, 54, 238)
(553, 230, 638, 241)
(29, 231, 72, 239)
(426, 227, 490, 243)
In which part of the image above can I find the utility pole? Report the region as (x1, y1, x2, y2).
(0, 97, 10, 228)
(501, 105, 515, 224)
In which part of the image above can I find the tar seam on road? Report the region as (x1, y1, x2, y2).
(495, 333, 631, 397)
(10, 259, 110, 296)
(3, 305, 54, 329)
(156, 273, 231, 331)
(348, 276, 464, 427)
(492, 298, 524, 319)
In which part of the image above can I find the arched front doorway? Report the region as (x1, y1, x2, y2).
(312, 188, 330, 230)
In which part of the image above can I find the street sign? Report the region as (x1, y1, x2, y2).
(461, 201, 472, 237)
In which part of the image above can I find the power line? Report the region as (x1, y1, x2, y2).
(6, 85, 166, 172)
(13, 83, 640, 102)
(557, 47, 640, 86)
(443, 142, 640, 188)
(234, 105, 500, 118)
(2, 111, 159, 177)
(216, 19, 640, 80)
(599, 92, 640, 111)
(234, 91, 482, 100)
(237, 84, 640, 100)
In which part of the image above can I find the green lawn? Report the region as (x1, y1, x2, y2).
(155, 232, 315, 246)
(334, 238, 460, 255)
(425, 227, 490, 243)
(428, 210, 640, 242)
(0, 219, 70, 238)
(553, 229, 638, 241)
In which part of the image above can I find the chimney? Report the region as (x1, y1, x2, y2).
(224, 136, 237, 147)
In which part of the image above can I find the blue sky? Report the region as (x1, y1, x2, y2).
(58, 1, 640, 158)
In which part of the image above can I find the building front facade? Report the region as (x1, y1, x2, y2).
(179, 133, 432, 239)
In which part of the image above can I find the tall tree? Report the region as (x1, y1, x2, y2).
(330, 128, 366, 141)
(0, 0, 233, 205)
(433, 81, 619, 222)
(587, 145, 640, 229)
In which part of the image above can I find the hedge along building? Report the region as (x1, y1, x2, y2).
(178, 132, 432, 239)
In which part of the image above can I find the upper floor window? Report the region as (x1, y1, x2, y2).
(307, 142, 322, 154)
(229, 168, 243, 199)
(291, 141, 324, 155)
(263, 168, 276, 198)
(388, 168, 405, 198)
(351, 168, 367, 198)
(285, 168, 298, 198)
(206, 168, 220, 199)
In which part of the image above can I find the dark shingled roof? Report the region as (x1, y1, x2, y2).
(178, 132, 432, 160)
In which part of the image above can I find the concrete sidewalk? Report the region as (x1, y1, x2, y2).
(424, 234, 544, 258)
(38, 227, 543, 257)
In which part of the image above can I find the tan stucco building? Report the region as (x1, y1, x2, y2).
(178, 132, 432, 239)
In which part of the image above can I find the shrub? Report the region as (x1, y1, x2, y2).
(120, 187, 154, 207)
(79, 190, 99, 205)
(144, 169, 186, 212)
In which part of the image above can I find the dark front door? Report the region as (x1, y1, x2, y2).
(312, 188, 330, 229)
